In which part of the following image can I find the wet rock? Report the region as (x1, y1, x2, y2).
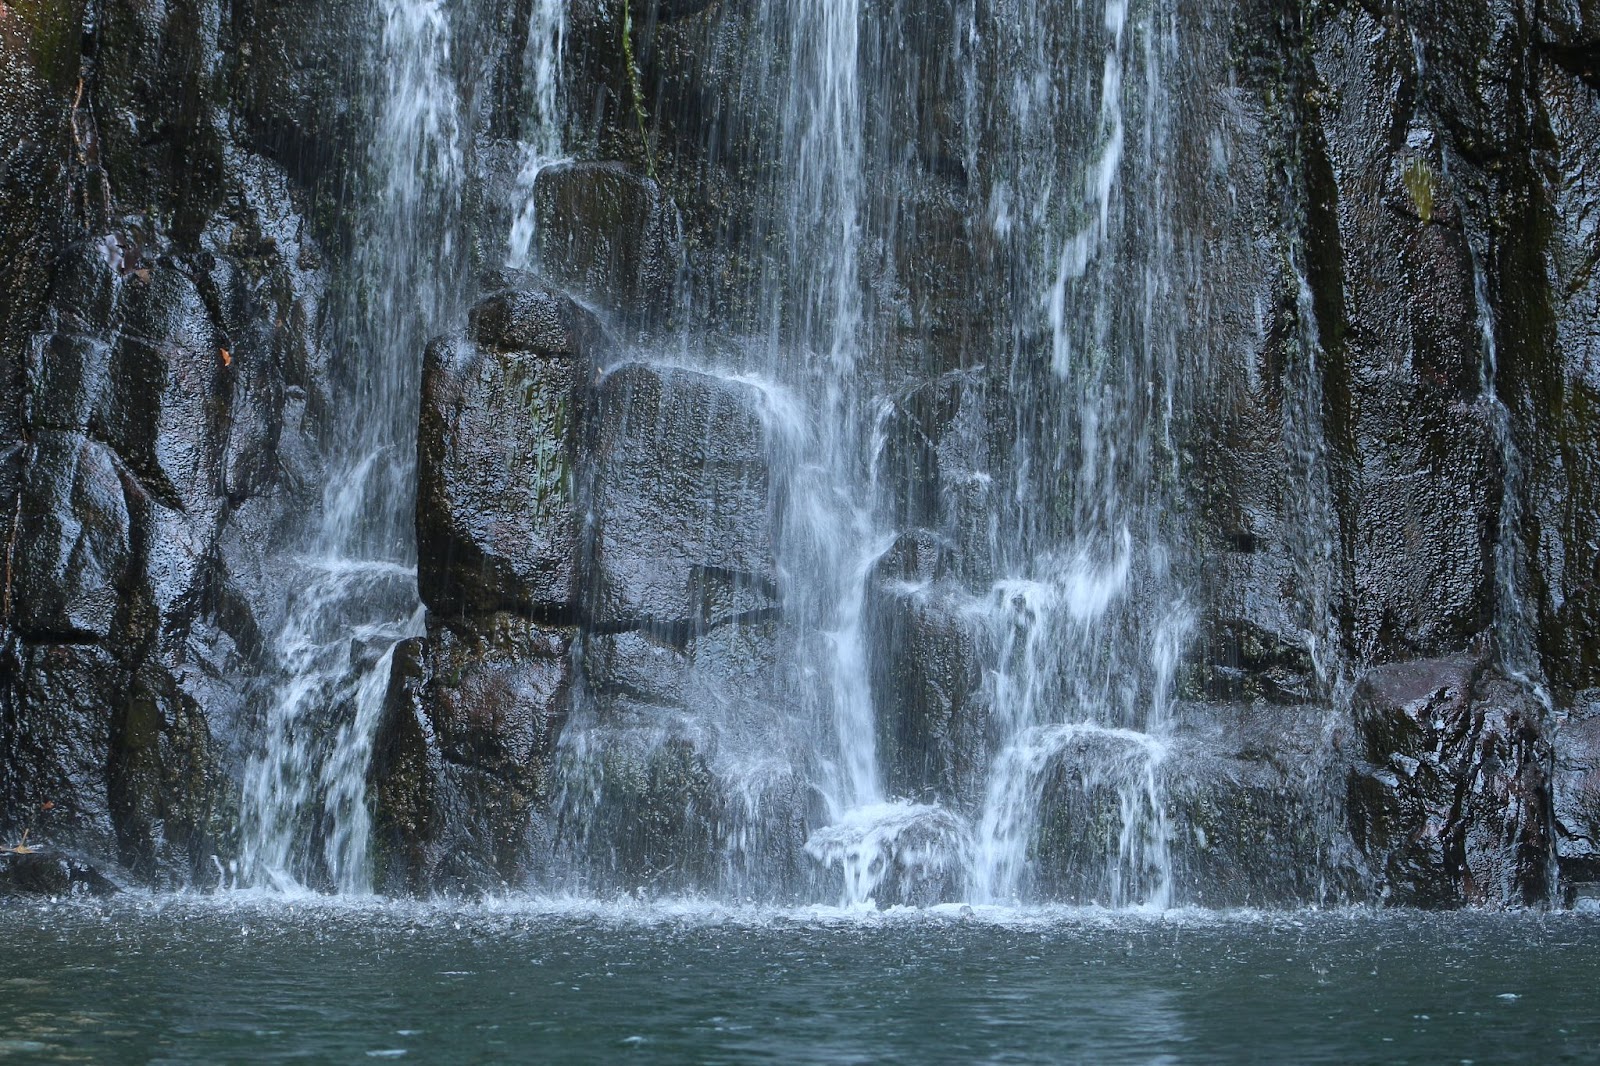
(1181, 35, 1328, 703)
(584, 629, 689, 708)
(12, 433, 133, 642)
(1164, 703, 1355, 907)
(100, 260, 227, 511)
(1345, 656, 1554, 906)
(557, 727, 724, 892)
(590, 363, 776, 628)
(1023, 726, 1173, 905)
(368, 618, 572, 892)
(1524, 59, 1600, 693)
(628, 0, 722, 23)
(0, 0, 81, 438)
(429, 618, 572, 784)
(532, 162, 682, 327)
(1552, 700, 1600, 889)
(879, 370, 998, 589)
(880, 195, 995, 383)
(1190, 619, 1320, 705)
(0, 851, 120, 898)
(367, 637, 442, 895)
(866, 565, 987, 806)
(233, 0, 368, 186)
(561, 615, 808, 897)
(0, 643, 124, 862)
(417, 283, 601, 621)
(107, 663, 235, 886)
(804, 803, 969, 907)
(1308, 7, 1497, 662)
(1, 0, 339, 896)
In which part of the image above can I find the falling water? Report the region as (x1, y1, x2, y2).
(507, 0, 568, 269)
(238, 0, 465, 892)
(1463, 240, 1550, 709)
(756, 0, 998, 905)
(248, 0, 1203, 906)
(962, 0, 1189, 906)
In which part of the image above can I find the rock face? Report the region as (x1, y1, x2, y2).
(530, 162, 682, 329)
(1, 0, 336, 886)
(588, 363, 776, 630)
(4, 0, 1600, 908)
(1345, 656, 1553, 906)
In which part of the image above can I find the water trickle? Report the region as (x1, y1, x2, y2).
(507, 0, 569, 269)
(1465, 238, 1550, 710)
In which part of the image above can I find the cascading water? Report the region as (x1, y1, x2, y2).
(238, 0, 465, 892)
(960, 0, 1190, 906)
(245, 0, 1203, 907)
(540, 0, 1196, 907)
(754, 0, 939, 902)
(507, 0, 568, 270)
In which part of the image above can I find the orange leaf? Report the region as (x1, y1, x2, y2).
(40, 801, 54, 811)
(220, 347, 233, 367)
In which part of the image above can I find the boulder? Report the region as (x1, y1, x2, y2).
(589, 362, 776, 628)
(417, 283, 601, 621)
(1021, 724, 1172, 906)
(368, 617, 573, 893)
(532, 162, 681, 326)
(0, 851, 120, 898)
(1344, 656, 1554, 906)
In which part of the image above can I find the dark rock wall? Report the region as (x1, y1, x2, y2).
(3, 0, 1598, 905)
(1, 0, 342, 884)
(1179, 0, 1600, 904)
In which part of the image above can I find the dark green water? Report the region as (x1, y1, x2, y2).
(0, 898, 1596, 1063)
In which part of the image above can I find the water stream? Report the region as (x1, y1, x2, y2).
(238, 0, 466, 892)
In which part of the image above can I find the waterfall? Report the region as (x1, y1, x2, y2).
(241, 0, 1200, 907)
(778, 0, 1193, 907)
(238, 0, 465, 892)
(961, 0, 1188, 906)
(761, 0, 912, 901)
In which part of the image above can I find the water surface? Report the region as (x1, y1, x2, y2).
(0, 898, 1595, 1063)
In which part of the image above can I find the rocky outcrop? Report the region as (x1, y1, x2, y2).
(374, 280, 793, 892)
(417, 280, 599, 621)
